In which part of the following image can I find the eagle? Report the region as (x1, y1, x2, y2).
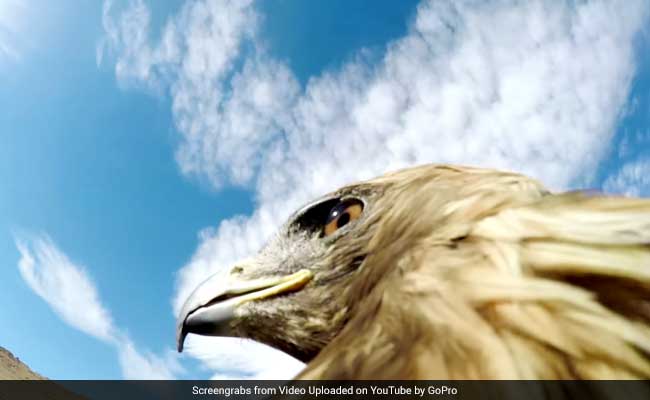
(176, 164, 650, 379)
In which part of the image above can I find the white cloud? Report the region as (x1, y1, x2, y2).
(603, 158, 650, 197)
(101, 0, 648, 380)
(16, 234, 116, 343)
(15, 233, 179, 379)
(117, 338, 181, 380)
(99, 0, 288, 186)
(184, 336, 303, 380)
(0, 0, 27, 62)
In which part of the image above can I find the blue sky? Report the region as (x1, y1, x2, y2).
(1, 0, 649, 380)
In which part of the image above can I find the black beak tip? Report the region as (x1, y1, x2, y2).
(177, 324, 187, 353)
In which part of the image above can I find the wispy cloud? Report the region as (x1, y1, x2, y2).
(98, 0, 295, 187)
(0, 0, 29, 62)
(184, 336, 303, 380)
(16, 234, 116, 343)
(15, 233, 180, 379)
(117, 338, 180, 380)
(100, 0, 648, 379)
(603, 158, 650, 197)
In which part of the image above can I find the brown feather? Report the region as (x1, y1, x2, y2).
(294, 165, 650, 379)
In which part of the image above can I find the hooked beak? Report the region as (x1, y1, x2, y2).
(176, 268, 313, 352)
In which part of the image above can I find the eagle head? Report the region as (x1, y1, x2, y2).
(176, 178, 388, 361)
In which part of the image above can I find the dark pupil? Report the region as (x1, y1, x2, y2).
(336, 212, 351, 228)
(326, 202, 352, 228)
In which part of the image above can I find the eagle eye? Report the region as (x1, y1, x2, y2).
(324, 199, 363, 236)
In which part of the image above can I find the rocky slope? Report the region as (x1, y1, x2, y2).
(0, 346, 44, 380)
(0, 346, 91, 399)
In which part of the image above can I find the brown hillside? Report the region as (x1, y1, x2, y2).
(0, 346, 89, 400)
(0, 346, 44, 380)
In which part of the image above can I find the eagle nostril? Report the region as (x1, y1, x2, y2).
(231, 265, 244, 274)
